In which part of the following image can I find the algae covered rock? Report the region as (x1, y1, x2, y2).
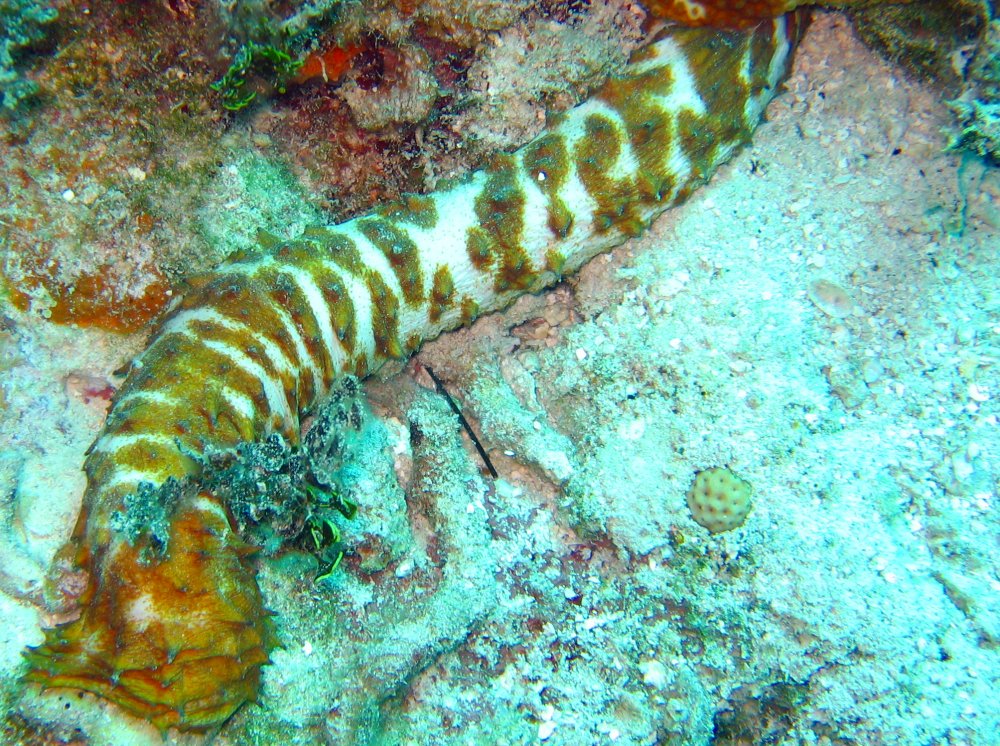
(847, 0, 999, 162)
(0, 0, 57, 110)
(848, 0, 990, 91)
(949, 19, 1000, 163)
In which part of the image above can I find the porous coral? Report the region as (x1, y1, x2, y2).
(686, 467, 753, 534)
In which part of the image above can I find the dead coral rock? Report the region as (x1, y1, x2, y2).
(848, 0, 990, 91)
(967, 18, 1000, 98)
(340, 43, 438, 130)
(948, 19, 1000, 163)
(845, 0, 1000, 163)
(0, 0, 227, 331)
(412, 0, 536, 40)
(461, 5, 645, 154)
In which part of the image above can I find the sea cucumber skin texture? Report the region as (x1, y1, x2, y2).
(24, 15, 805, 732)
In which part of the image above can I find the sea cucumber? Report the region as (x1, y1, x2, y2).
(24, 14, 806, 732)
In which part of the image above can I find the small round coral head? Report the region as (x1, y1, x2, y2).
(686, 466, 753, 534)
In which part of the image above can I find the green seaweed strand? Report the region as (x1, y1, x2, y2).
(210, 41, 302, 111)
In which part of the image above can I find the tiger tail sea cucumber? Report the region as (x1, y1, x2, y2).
(24, 14, 807, 732)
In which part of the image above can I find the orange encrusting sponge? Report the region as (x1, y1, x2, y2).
(24, 492, 278, 733)
(294, 43, 362, 85)
(4, 260, 172, 333)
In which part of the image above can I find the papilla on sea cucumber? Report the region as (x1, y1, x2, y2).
(22, 11, 807, 734)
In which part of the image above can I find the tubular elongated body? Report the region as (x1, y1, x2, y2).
(25, 16, 805, 732)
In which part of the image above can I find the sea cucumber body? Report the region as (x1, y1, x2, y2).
(25, 16, 804, 732)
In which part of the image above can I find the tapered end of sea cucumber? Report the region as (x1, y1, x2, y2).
(23, 492, 278, 733)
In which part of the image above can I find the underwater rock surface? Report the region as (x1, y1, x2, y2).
(0, 7, 998, 746)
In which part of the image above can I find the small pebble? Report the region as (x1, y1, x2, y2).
(808, 278, 857, 318)
(639, 659, 668, 688)
(861, 358, 884, 384)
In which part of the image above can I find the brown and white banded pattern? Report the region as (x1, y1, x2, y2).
(25, 15, 805, 733)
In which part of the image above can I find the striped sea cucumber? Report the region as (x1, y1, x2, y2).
(24, 14, 805, 733)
